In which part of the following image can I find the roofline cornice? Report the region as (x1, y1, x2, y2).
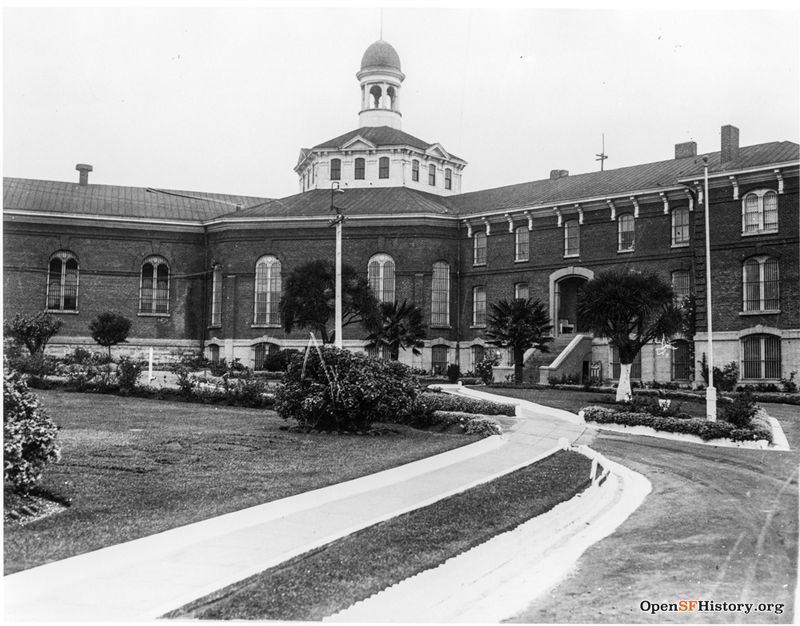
(676, 160, 799, 183)
(4, 210, 206, 232)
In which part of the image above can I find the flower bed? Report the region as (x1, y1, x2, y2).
(429, 411, 503, 436)
(413, 391, 516, 417)
(580, 405, 773, 444)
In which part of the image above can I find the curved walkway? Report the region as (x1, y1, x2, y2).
(4, 390, 586, 622)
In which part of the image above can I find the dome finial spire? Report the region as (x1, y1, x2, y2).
(380, 8, 383, 39)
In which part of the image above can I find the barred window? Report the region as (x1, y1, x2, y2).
(473, 231, 487, 266)
(514, 282, 529, 300)
(366, 343, 390, 360)
(431, 344, 449, 375)
(210, 264, 222, 327)
(671, 339, 691, 381)
(471, 344, 485, 367)
(564, 219, 580, 257)
(742, 190, 778, 234)
(610, 344, 641, 379)
(368, 254, 395, 302)
(253, 342, 280, 370)
(46, 250, 79, 311)
(445, 168, 452, 190)
(741, 334, 781, 380)
(330, 158, 341, 181)
(140, 255, 169, 314)
(379, 156, 390, 179)
(412, 159, 419, 182)
(515, 226, 529, 261)
(431, 261, 450, 326)
(671, 270, 691, 301)
(355, 158, 365, 180)
(208, 344, 220, 365)
(743, 256, 780, 312)
(618, 214, 635, 252)
(472, 286, 486, 327)
(428, 164, 436, 186)
(671, 207, 690, 246)
(254, 255, 281, 325)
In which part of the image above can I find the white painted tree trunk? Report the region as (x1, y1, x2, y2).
(616, 362, 633, 402)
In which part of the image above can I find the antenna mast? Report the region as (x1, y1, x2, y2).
(596, 133, 609, 171)
(380, 8, 383, 39)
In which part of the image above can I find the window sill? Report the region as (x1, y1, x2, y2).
(45, 309, 79, 315)
(563, 253, 580, 259)
(670, 243, 690, 249)
(473, 263, 487, 267)
(617, 249, 635, 254)
(469, 325, 487, 330)
(514, 258, 529, 263)
(138, 312, 170, 317)
(741, 229, 779, 237)
(208, 325, 221, 330)
(739, 310, 781, 316)
(251, 324, 281, 329)
(429, 325, 452, 330)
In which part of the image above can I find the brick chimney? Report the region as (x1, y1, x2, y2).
(674, 141, 697, 159)
(720, 125, 739, 163)
(75, 163, 93, 186)
(550, 169, 569, 180)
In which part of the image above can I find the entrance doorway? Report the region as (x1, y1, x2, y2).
(555, 276, 588, 335)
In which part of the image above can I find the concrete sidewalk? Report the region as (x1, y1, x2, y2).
(4, 388, 586, 622)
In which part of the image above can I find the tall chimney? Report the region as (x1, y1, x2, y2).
(550, 169, 569, 180)
(720, 125, 739, 163)
(674, 141, 697, 159)
(75, 163, 93, 186)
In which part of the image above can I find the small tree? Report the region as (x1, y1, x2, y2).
(4, 312, 63, 355)
(485, 298, 553, 384)
(365, 300, 427, 361)
(578, 269, 683, 402)
(280, 260, 380, 344)
(89, 312, 132, 359)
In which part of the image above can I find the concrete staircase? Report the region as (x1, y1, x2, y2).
(522, 334, 593, 384)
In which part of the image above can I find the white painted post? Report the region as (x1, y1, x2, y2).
(148, 347, 154, 382)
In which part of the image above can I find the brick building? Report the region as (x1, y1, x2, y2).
(4, 40, 799, 384)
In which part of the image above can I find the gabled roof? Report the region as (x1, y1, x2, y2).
(3, 178, 270, 222)
(217, 186, 453, 219)
(310, 126, 465, 162)
(447, 141, 799, 216)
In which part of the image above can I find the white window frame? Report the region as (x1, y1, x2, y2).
(741, 189, 778, 235)
(210, 264, 222, 327)
(514, 282, 529, 300)
(564, 219, 580, 257)
(430, 261, 450, 327)
(742, 256, 780, 313)
(139, 255, 170, 315)
(671, 207, 690, 247)
(473, 231, 487, 266)
(45, 250, 80, 312)
(740, 334, 782, 380)
(368, 253, 396, 302)
(514, 226, 529, 262)
(671, 269, 691, 302)
(472, 286, 486, 327)
(617, 214, 635, 252)
(253, 255, 282, 326)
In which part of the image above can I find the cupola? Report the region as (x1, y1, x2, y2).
(356, 40, 405, 130)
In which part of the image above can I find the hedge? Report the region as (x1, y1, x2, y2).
(581, 405, 773, 444)
(429, 411, 503, 436)
(413, 392, 516, 418)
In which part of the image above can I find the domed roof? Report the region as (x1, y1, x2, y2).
(360, 40, 401, 71)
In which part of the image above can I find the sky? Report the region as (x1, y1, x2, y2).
(3, 5, 799, 199)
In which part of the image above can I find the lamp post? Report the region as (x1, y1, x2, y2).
(330, 182, 346, 349)
(703, 156, 717, 421)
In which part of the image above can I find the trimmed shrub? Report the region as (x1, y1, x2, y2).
(261, 349, 301, 372)
(719, 391, 757, 428)
(275, 346, 420, 432)
(446, 363, 461, 383)
(117, 357, 145, 395)
(4, 312, 63, 355)
(429, 410, 502, 436)
(89, 312, 132, 358)
(3, 368, 61, 491)
(620, 395, 692, 420)
(412, 392, 516, 420)
(581, 405, 772, 444)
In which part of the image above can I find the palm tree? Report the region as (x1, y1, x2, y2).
(577, 268, 684, 402)
(365, 300, 427, 361)
(485, 298, 553, 384)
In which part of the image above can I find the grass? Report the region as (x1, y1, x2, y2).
(475, 386, 710, 418)
(4, 389, 479, 574)
(166, 450, 592, 621)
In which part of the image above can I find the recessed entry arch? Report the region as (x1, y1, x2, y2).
(549, 266, 594, 337)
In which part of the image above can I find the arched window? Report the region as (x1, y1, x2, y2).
(412, 159, 420, 182)
(471, 344, 485, 368)
(354, 158, 365, 180)
(444, 168, 452, 190)
(369, 84, 382, 108)
(368, 254, 395, 302)
(140, 255, 169, 314)
(379, 156, 390, 179)
(473, 231, 487, 266)
(472, 286, 486, 327)
(428, 164, 436, 186)
(253, 342, 280, 370)
(671, 339, 691, 381)
(741, 334, 781, 380)
(431, 261, 450, 326)
(254, 255, 282, 325)
(610, 344, 641, 379)
(515, 226, 529, 261)
(210, 264, 222, 327)
(671, 207, 690, 246)
(386, 86, 396, 110)
(514, 282, 529, 300)
(330, 158, 341, 181)
(46, 250, 79, 312)
(742, 190, 778, 234)
(618, 214, 635, 252)
(743, 256, 779, 312)
(431, 344, 449, 375)
(564, 219, 580, 257)
(671, 270, 691, 301)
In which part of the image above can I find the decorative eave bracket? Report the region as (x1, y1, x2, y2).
(683, 189, 694, 212)
(523, 210, 533, 231)
(504, 213, 514, 233)
(553, 207, 563, 227)
(729, 175, 739, 200)
(575, 204, 584, 225)
(660, 192, 670, 215)
(481, 217, 491, 236)
(463, 220, 473, 238)
(693, 181, 704, 206)
(630, 196, 640, 219)
(607, 199, 616, 221)
(775, 169, 784, 194)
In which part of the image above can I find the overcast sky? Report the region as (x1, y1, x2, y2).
(4, 6, 799, 199)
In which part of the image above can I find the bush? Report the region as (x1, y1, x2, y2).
(117, 357, 144, 394)
(6, 353, 58, 380)
(548, 373, 580, 386)
(581, 405, 772, 444)
(781, 372, 798, 394)
(429, 411, 502, 436)
(619, 395, 692, 420)
(3, 368, 61, 491)
(260, 349, 301, 372)
(275, 347, 420, 432)
(719, 391, 757, 428)
(89, 312, 132, 358)
(446, 363, 461, 383)
(411, 392, 516, 422)
(699, 355, 738, 392)
(474, 357, 497, 385)
(220, 371, 273, 408)
(62, 347, 95, 365)
(4, 312, 63, 355)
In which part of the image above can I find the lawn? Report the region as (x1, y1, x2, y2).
(4, 390, 479, 574)
(475, 386, 709, 418)
(166, 450, 592, 621)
